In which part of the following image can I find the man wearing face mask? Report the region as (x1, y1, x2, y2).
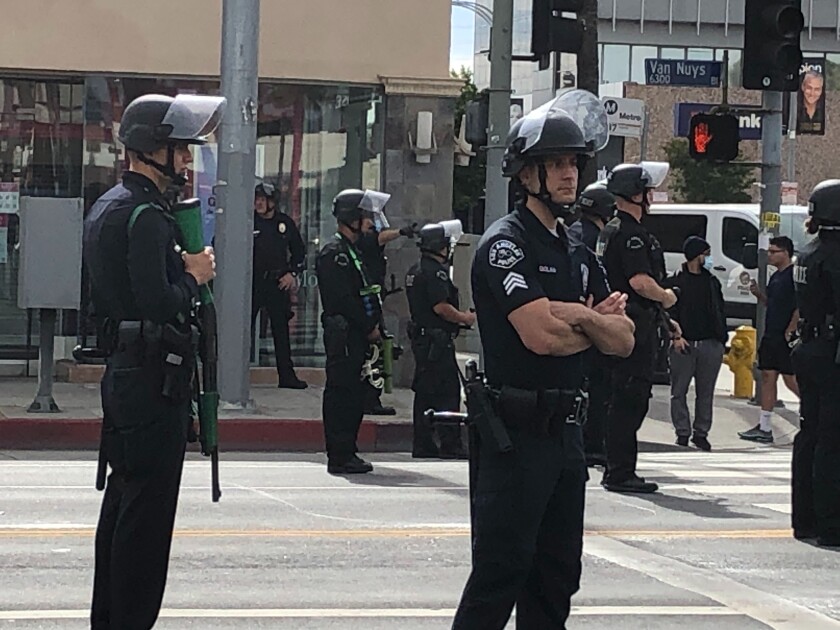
(453, 97, 636, 630)
(664, 236, 727, 451)
(356, 202, 417, 415)
(316, 189, 387, 475)
(84, 93, 223, 629)
(597, 162, 679, 494)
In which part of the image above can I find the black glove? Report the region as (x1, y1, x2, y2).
(399, 223, 418, 238)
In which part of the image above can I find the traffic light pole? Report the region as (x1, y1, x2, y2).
(215, 0, 260, 408)
(483, 0, 513, 227)
(756, 90, 783, 346)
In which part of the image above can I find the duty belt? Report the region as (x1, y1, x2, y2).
(489, 384, 589, 432)
(798, 321, 837, 342)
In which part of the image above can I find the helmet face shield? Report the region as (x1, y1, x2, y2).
(439, 219, 464, 245)
(360, 190, 391, 229)
(162, 95, 227, 144)
(639, 161, 670, 189)
(516, 90, 610, 155)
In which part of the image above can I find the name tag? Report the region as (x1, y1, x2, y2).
(539, 265, 557, 274)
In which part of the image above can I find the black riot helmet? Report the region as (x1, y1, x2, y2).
(255, 182, 277, 201)
(808, 179, 840, 227)
(606, 161, 670, 213)
(418, 224, 449, 254)
(332, 189, 391, 232)
(501, 90, 609, 221)
(119, 94, 226, 186)
(575, 182, 616, 221)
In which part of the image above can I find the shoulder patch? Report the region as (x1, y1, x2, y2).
(436, 269, 449, 282)
(334, 252, 349, 268)
(627, 235, 646, 250)
(488, 239, 525, 269)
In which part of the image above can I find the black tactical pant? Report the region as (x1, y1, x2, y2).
(252, 278, 296, 382)
(452, 422, 586, 630)
(792, 342, 840, 540)
(583, 360, 610, 460)
(604, 316, 656, 484)
(91, 364, 188, 630)
(411, 342, 463, 456)
(322, 330, 368, 464)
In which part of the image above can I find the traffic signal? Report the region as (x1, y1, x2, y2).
(531, 0, 584, 70)
(743, 0, 804, 91)
(688, 113, 740, 162)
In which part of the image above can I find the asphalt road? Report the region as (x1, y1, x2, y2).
(1, 449, 838, 629)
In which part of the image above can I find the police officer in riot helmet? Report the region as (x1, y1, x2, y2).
(84, 93, 223, 629)
(406, 221, 474, 459)
(356, 198, 417, 415)
(453, 95, 635, 629)
(569, 182, 617, 468)
(598, 161, 679, 494)
(570, 182, 616, 250)
(790, 179, 840, 548)
(252, 181, 307, 389)
(316, 189, 387, 475)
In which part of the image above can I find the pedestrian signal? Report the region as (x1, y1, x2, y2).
(688, 113, 740, 163)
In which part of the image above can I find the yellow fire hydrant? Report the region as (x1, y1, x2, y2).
(723, 326, 757, 399)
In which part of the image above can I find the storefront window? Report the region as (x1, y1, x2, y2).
(631, 46, 658, 83)
(602, 44, 631, 84)
(0, 78, 83, 353)
(78, 77, 383, 367)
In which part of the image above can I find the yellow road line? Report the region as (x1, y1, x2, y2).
(0, 527, 794, 539)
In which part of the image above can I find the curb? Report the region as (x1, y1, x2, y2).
(0, 417, 414, 452)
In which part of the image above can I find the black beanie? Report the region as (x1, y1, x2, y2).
(683, 236, 710, 261)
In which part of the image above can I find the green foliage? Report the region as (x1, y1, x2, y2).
(450, 67, 486, 219)
(663, 138, 754, 203)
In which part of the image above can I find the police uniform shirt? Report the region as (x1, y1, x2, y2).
(253, 211, 305, 277)
(315, 235, 379, 335)
(568, 217, 601, 252)
(472, 205, 609, 391)
(602, 211, 665, 311)
(794, 235, 840, 326)
(406, 256, 460, 334)
(356, 230, 387, 286)
(84, 171, 198, 325)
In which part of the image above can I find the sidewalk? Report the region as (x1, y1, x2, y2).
(0, 360, 800, 453)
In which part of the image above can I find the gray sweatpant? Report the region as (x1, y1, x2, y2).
(669, 339, 725, 439)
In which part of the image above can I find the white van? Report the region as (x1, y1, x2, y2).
(644, 204, 813, 326)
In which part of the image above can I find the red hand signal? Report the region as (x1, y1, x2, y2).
(693, 123, 713, 153)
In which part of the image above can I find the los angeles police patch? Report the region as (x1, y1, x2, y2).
(627, 236, 645, 250)
(335, 252, 349, 268)
(488, 239, 525, 269)
(436, 270, 449, 282)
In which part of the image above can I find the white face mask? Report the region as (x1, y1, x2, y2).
(702, 256, 714, 271)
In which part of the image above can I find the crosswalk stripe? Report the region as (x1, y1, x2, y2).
(755, 503, 792, 514)
(677, 485, 789, 495)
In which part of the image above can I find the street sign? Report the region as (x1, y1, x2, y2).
(782, 181, 799, 205)
(674, 103, 763, 140)
(645, 59, 723, 87)
(601, 97, 645, 139)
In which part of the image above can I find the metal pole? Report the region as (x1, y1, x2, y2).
(756, 91, 784, 345)
(28, 308, 60, 413)
(215, 0, 260, 408)
(787, 94, 797, 183)
(483, 0, 514, 228)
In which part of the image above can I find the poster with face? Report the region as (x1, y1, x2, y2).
(797, 58, 826, 135)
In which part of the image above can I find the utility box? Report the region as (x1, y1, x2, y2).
(17, 197, 83, 309)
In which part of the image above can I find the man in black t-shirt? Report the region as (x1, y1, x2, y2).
(665, 237, 727, 451)
(739, 236, 801, 443)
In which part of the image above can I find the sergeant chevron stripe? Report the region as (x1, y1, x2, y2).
(503, 272, 528, 295)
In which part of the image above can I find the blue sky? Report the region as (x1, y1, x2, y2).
(450, 6, 476, 72)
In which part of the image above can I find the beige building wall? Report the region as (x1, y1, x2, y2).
(0, 0, 451, 84)
(623, 83, 840, 205)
